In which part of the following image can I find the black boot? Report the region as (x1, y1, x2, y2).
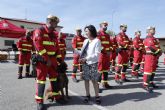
(151, 83, 159, 88)
(143, 86, 153, 93)
(18, 66, 23, 79)
(18, 74, 22, 79)
(25, 65, 31, 77)
(37, 103, 45, 110)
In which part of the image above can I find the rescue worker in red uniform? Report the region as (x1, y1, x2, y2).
(143, 26, 162, 92)
(131, 30, 144, 78)
(129, 38, 134, 66)
(58, 32, 67, 61)
(72, 28, 86, 82)
(109, 35, 117, 72)
(17, 30, 34, 79)
(140, 39, 145, 75)
(33, 15, 66, 110)
(97, 21, 113, 89)
(154, 38, 162, 68)
(115, 24, 130, 84)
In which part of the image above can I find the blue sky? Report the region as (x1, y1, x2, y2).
(0, 0, 165, 38)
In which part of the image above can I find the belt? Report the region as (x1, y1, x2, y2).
(101, 51, 108, 54)
(121, 48, 128, 51)
(21, 51, 31, 53)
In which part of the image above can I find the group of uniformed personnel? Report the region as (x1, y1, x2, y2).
(71, 22, 162, 93)
(16, 14, 163, 110)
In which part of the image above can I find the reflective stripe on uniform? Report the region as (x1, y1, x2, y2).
(19, 65, 24, 67)
(37, 80, 46, 84)
(38, 49, 47, 55)
(52, 92, 60, 96)
(73, 64, 78, 66)
(49, 78, 57, 81)
(101, 41, 109, 44)
(101, 80, 108, 83)
(22, 49, 31, 51)
(77, 42, 83, 45)
(155, 49, 160, 54)
(124, 44, 128, 48)
(56, 54, 62, 58)
(43, 41, 55, 46)
(59, 48, 65, 50)
(98, 70, 109, 73)
(123, 64, 128, 66)
(101, 36, 105, 38)
(43, 34, 48, 37)
(47, 52, 55, 55)
(133, 63, 139, 65)
(143, 82, 149, 85)
(124, 40, 129, 43)
(146, 51, 154, 54)
(35, 95, 43, 99)
(59, 44, 65, 46)
(155, 45, 159, 47)
(22, 44, 32, 47)
(117, 64, 123, 66)
(144, 72, 152, 75)
(105, 48, 110, 50)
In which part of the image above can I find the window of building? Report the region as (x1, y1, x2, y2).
(4, 40, 14, 46)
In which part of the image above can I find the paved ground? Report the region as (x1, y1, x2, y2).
(1, 52, 165, 110)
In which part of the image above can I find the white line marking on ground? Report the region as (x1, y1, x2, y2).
(68, 89, 109, 110)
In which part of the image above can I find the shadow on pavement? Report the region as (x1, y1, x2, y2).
(101, 91, 162, 106)
(0, 60, 9, 63)
(45, 96, 91, 109)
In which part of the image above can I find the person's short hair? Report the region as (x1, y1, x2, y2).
(120, 24, 127, 28)
(46, 14, 60, 23)
(84, 25, 97, 38)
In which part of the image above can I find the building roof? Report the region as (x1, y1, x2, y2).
(157, 38, 165, 40)
(0, 16, 63, 28)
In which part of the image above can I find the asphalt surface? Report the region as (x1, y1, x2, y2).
(1, 52, 165, 110)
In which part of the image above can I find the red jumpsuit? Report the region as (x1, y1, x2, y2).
(17, 36, 34, 77)
(115, 32, 130, 82)
(97, 30, 112, 85)
(109, 36, 117, 71)
(129, 39, 134, 66)
(33, 26, 62, 103)
(58, 33, 67, 61)
(140, 40, 145, 73)
(131, 36, 144, 77)
(143, 34, 161, 87)
(71, 35, 85, 79)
